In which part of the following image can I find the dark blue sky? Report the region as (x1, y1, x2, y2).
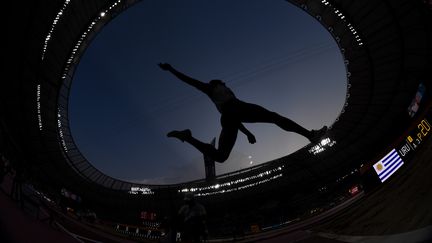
(69, 0, 346, 184)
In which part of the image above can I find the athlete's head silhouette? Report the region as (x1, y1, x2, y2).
(209, 79, 225, 87)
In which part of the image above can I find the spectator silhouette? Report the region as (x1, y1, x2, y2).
(0, 155, 5, 184)
(159, 63, 327, 163)
(177, 193, 207, 243)
(11, 166, 23, 202)
(0, 155, 11, 182)
(160, 215, 177, 243)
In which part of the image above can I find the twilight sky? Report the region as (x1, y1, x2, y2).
(69, 0, 347, 184)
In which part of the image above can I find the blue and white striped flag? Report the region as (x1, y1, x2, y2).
(373, 149, 404, 183)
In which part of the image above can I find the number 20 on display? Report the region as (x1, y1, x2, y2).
(417, 119, 431, 141)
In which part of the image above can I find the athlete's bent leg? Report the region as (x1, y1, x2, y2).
(167, 116, 238, 163)
(214, 122, 238, 163)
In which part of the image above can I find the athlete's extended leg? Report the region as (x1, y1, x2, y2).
(236, 102, 312, 138)
(167, 117, 238, 163)
(236, 101, 327, 142)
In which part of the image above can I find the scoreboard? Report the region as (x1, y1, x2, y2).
(398, 117, 431, 159)
(361, 106, 432, 190)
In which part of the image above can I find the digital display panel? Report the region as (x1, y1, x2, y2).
(349, 185, 360, 195)
(308, 137, 337, 155)
(398, 118, 431, 158)
(140, 211, 157, 220)
(61, 188, 82, 202)
(129, 187, 154, 195)
(373, 149, 404, 183)
(362, 88, 431, 189)
(407, 83, 426, 118)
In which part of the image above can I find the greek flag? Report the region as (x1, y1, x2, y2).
(373, 149, 404, 183)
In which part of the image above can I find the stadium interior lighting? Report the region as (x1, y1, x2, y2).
(308, 137, 336, 155)
(60, 0, 121, 81)
(36, 84, 42, 130)
(179, 166, 284, 197)
(42, 0, 71, 60)
(128, 187, 154, 195)
(320, 0, 363, 46)
(57, 110, 68, 152)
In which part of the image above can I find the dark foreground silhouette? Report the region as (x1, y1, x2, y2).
(159, 63, 327, 163)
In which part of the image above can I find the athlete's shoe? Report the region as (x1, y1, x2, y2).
(167, 129, 192, 142)
(309, 126, 328, 144)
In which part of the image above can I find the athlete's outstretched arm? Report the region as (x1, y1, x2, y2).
(239, 123, 256, 144)
(158, 63, 209, 93)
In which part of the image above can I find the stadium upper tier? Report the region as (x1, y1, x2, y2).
(2, 0, 431, 217)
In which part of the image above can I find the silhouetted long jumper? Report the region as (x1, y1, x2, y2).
(159, 63, 327, 163)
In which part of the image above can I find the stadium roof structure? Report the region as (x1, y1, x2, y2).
(3, 0, 432, 219)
